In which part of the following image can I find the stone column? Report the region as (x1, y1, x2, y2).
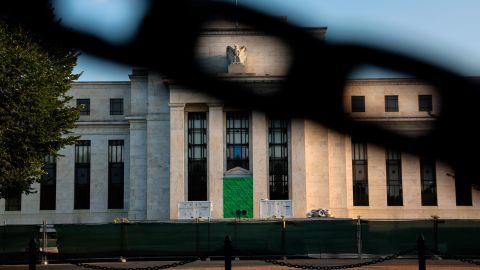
(22, 183, 40, 215)
(328, 131, 348, 217)
(368, 144, 387, 209)
(304, 121, 330, 211)
(252, 111, 268, 218)
(290, 118, 307, 218)
(127, 69, 148, 221)
(56, 145, 75, 214)
(402, 153, 421, 209)
(127, 117, 147, 220)
(90, 136, 108, 213)
(0, 198, 4, 216)
(208, 104, 224, 218)
(146, 73, 170, 220)
(169, 103, 186, 219)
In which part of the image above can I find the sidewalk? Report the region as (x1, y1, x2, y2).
(1, 259, 479, 270)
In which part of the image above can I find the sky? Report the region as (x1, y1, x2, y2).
(53, 0, 480, 81)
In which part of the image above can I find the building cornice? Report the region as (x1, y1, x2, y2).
(199, 27, 327, 37)
(72, 81, 130, 85)
(75, 121, 129, 126)
(165, 76, 285, 86)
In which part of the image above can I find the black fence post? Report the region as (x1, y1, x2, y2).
(433, 217, 438, 252)
(207, 218, 211, 260)
(417, 235, 426, 270)
(28, 237, 37, 270)
(120, 222, 125, 259)
(356, 216, 362, 259)
(224, 235, 232, 270)
(1, 224, 5, 264)
(195, 218, 200, 259)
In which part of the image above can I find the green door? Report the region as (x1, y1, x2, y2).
(223, 176, 253, 218)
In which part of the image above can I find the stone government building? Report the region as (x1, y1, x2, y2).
(1, 22, 479, 224)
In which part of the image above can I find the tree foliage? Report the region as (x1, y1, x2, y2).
(0, 17, 80, 199)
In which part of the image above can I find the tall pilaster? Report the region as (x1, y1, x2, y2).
(290, 118, 307, 217)
(208, 104, 224, 218)
(146, 73, 170, 220)
(328, 131, 348, 217)
(304, 121, 330, 211)
(169, 103, 186, 219)
(127, 118, 147, 220)
(252, 111, 268, 218)
(127, 69, 148, 220)
(56, 145, 75, 214)
(90, 137, 108, 213)
(22, 183, 40, 214)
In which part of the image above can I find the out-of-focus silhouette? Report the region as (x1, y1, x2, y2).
(2, 0, 479, 185)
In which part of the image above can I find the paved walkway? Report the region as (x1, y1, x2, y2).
(1, 259, 479, 270)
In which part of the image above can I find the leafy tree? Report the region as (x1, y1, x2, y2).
(0, 16, 80, 199)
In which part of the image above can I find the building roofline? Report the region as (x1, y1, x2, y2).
(72, 81, 130, 85)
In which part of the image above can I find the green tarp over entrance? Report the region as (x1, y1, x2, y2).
(223, 176, 253, 218)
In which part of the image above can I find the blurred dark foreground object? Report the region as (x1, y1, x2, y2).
(2, 0, 480, 185)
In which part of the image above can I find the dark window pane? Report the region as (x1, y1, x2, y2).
(40, 155, 56, 210)
(108, 163, 124, 209)
(226, 112, 249, 170)
(386, 148, 403, 206)
(77, 99, 90, 115)
(352, 139, 368, 206)
(5, 193, 21, 211)
(188, 112, 207, 201)
(385, 95, 399, 112)
(419, 95, 432, 112)
(351, 96, 365, 112)
(455, 178, 472, 206)
(75, 140, 90, 209)
(420, 158, 437, 206)
(108, 140, 124, 209)
(110, 98, 123, 115)
(268, 118, 289, 200)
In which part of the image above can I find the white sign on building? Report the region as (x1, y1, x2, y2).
(178, 201, 212, 219)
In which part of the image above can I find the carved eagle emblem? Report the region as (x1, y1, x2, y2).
(226, 45, 247, 65)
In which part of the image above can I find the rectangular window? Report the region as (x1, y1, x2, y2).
(5, 193, 21, 211)
(386, 148, 403, 206)
(419, 95, 432, 112)
(77, 99, 90, 115)
(420, 158, 437, 206)
(385, 95, 399, 112)
(108, 140, 124, 209)
(226, 112, 249, 170)
(455, 178, 472, 206)
(40, 155, 56, 210)
(187, 112, 207, 201)
(74, 140, 90, 209)
(268, 118, 289, 200)
(352, 139, 369, 206)
(110, 98, 124, 115)
(351, 96, 365, 112)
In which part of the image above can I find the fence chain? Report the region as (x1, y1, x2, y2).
(263, 248, 416, 270)
(426, 249, 480, 266)
(73, 258, 198, 270)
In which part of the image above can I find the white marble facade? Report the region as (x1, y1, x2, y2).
(1, 25, 480, 225)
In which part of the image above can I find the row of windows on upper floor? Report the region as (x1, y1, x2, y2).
(77, 95, 432, 116)
(77, 98, 124, 116)
(350, 95, 432, 113)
